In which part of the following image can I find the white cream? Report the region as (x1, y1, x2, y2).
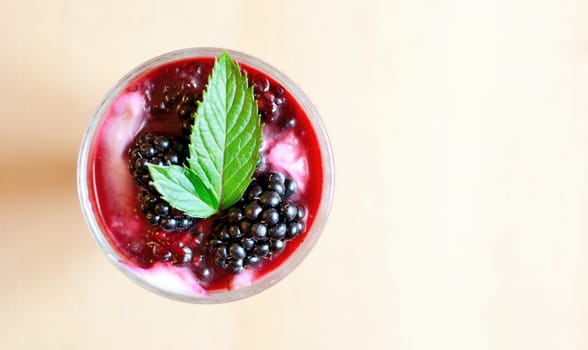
(121, 262, 209, 297)
(230, 270, 255, 289)
(265, 129, 309, 193)
(100, 92, 145, 237)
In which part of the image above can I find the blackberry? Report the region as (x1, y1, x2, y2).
(270, 223, 287, 240)
(128, 132, 186, 187)
(284, 178, 297, 197)
(280, 202, 298, 222)
(128, 132, 196, 231)
(138, 187, 196, 232)
(206, 171, 307, 273)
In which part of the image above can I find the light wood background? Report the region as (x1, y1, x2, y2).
(2, 0, 588, 349)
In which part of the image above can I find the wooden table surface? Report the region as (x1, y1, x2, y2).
(2, 0, 588, 349)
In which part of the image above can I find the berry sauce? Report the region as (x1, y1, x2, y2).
(87, 57, 324, 294)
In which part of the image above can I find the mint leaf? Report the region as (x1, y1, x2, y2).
(146, 51, 263, 219)
(147, 164, 217, 218)
(188, 51, 263, 210)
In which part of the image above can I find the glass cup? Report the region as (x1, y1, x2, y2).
(77, 47, 334, 303)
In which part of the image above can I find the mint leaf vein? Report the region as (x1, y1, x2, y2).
(188, 52, 263, 211)
(146, 51, 263, 219)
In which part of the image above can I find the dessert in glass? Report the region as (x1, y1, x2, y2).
(78, 48, 334, 303)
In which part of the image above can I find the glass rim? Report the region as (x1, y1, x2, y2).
(77, 47, 335, 303)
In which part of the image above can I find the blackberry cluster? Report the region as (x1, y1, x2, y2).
(207, 172, 306, 274)
(129, 133, 185, 185)
(128, 132, 196, 231)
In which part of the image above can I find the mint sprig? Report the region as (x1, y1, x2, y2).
(147, 52, 263, 218)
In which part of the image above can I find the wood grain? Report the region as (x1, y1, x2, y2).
(2, 0, 588, 349)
